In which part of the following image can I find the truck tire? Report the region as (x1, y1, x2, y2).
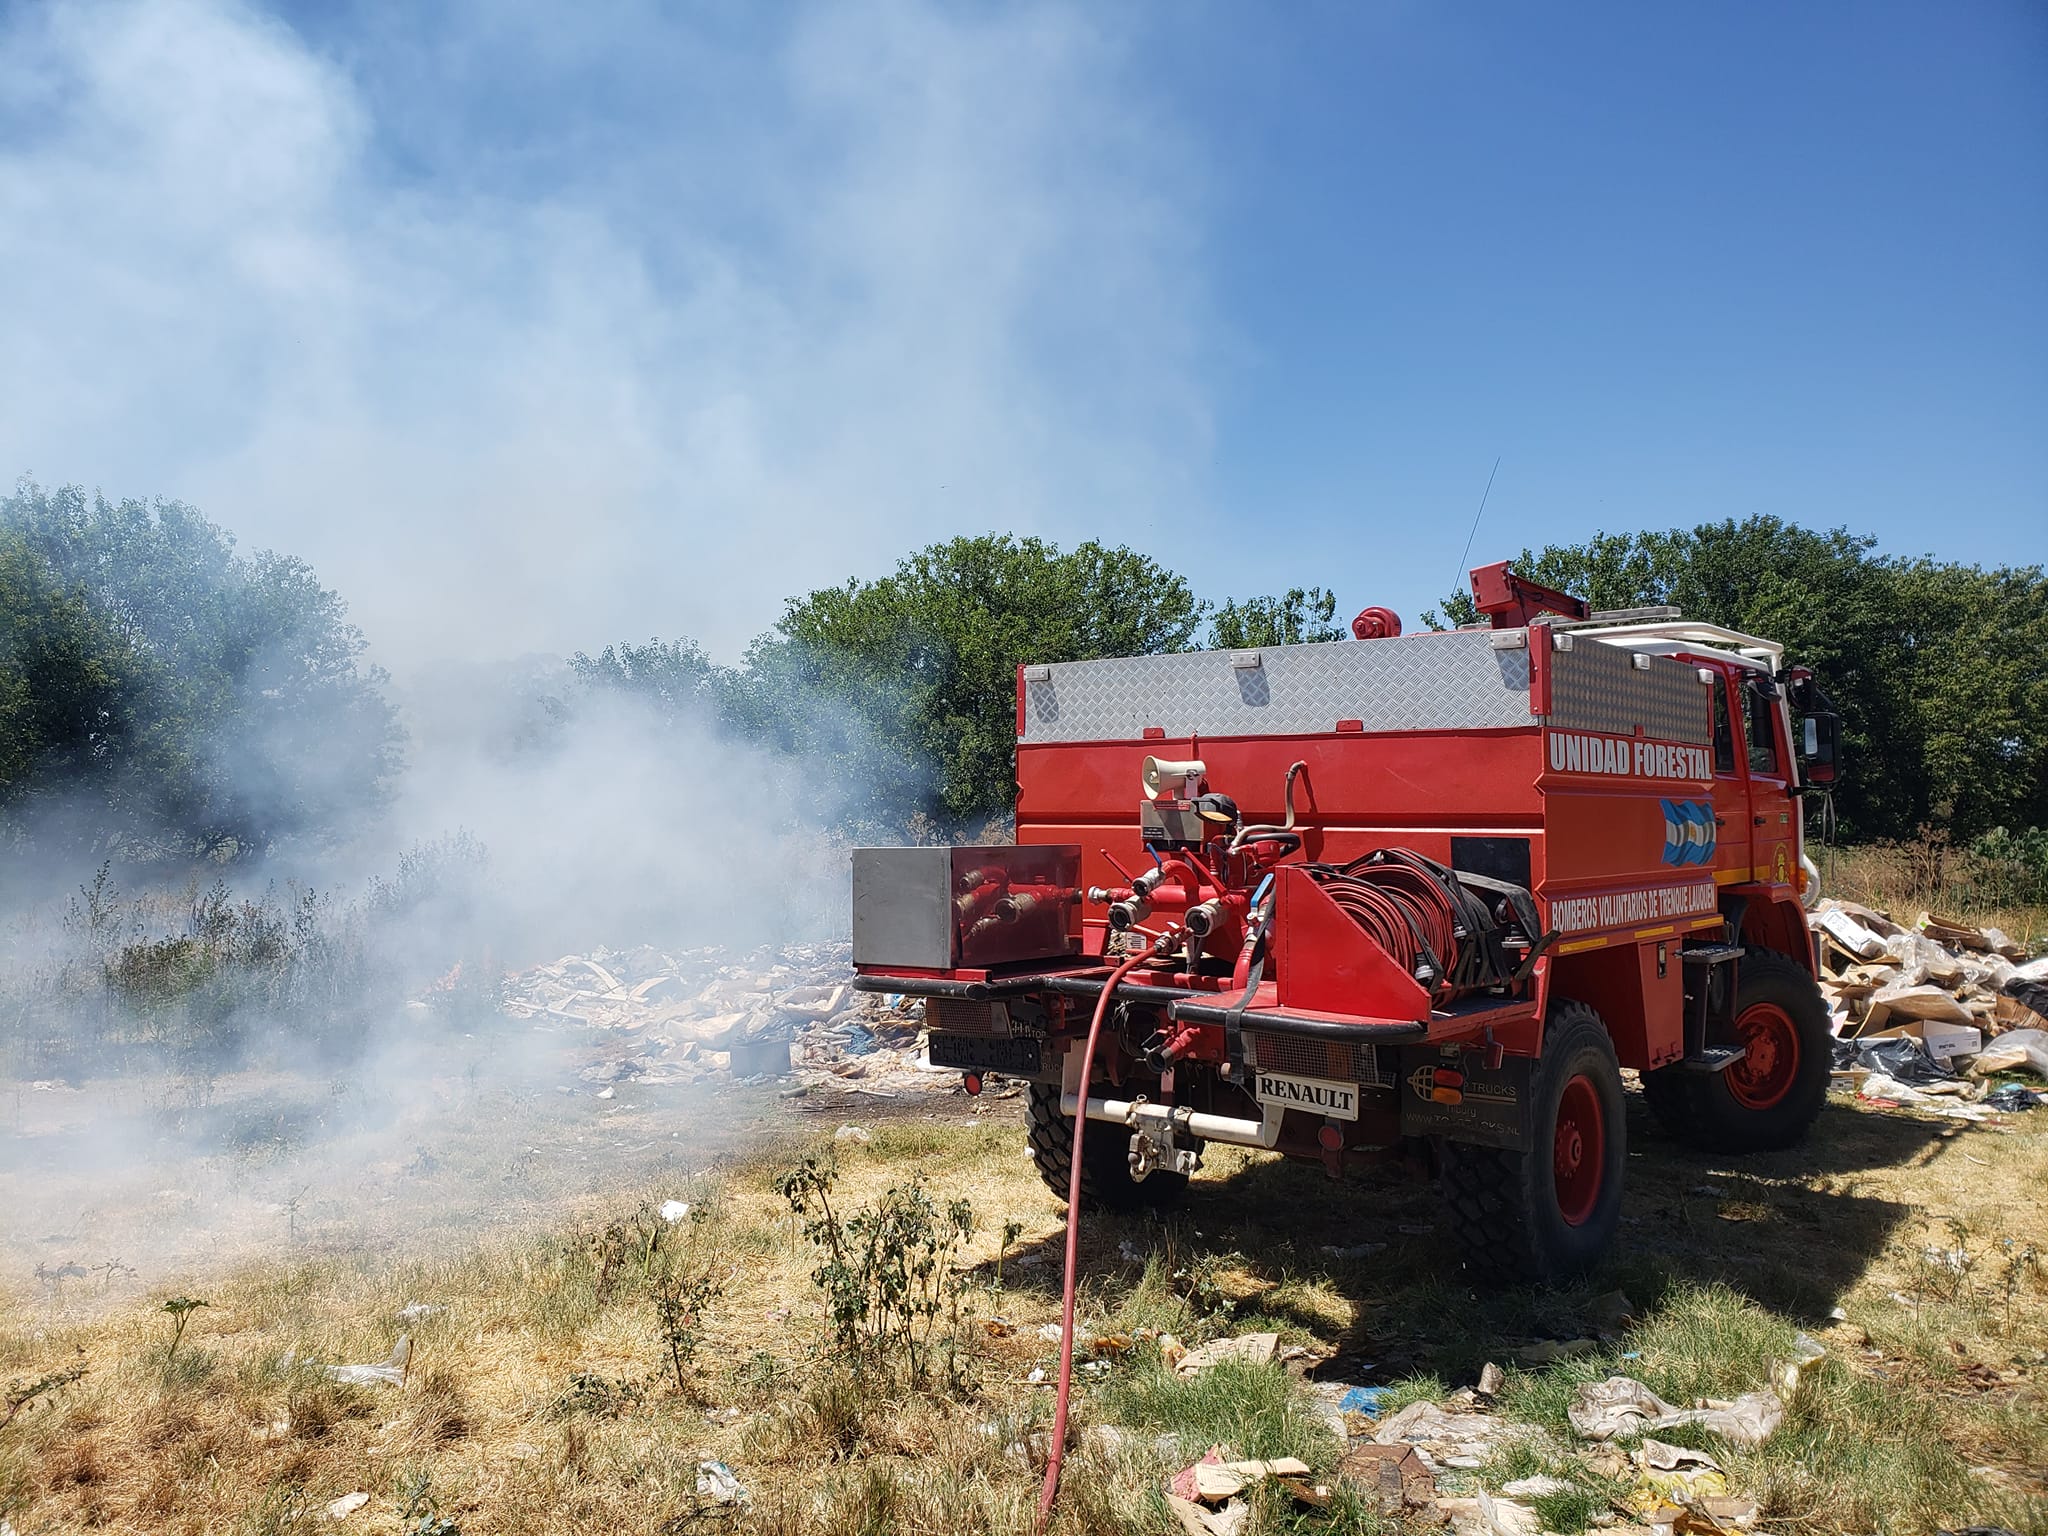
(1026, 1083, 1187, 1211)
(1642, 949, 1830, 1153)
(1439, 1001, 1625, 1284)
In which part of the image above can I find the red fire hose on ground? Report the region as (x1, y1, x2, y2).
(1036, 944, 1157, 1531)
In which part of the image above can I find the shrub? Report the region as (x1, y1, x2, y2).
(778, 1158, 976, 1386)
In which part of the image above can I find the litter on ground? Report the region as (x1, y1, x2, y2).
(289, 1335, 410, 1388)
(694, 1460, 749, 1507)
(1174, 1331, 1280, 1376)
(1567, 1374, 1785, 1448)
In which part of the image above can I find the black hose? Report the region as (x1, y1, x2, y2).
(1229, 761, 1309, 853)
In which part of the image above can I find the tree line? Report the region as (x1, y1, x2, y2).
(4, 479, 2040, 865)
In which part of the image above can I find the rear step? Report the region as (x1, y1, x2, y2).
(1680, 1046, 1746, 1074)
(1678, 943, 1746, 1072)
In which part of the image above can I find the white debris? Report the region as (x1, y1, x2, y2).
(1471, 1487, 1543, 1536)
(1973, 1028, 2048, 1077)
(1320, 1241, 1387, 1259)
(695, 1460, 749, 1507)
(1813, 900, 2047, 1058)
(482, 941, 949, 1099)
(323, 1492, 370, 1520)
(1372, 1399, 1532, 1471)
(1566, 1375, 1784, 1448)
(1858, 1073, 1995, 1120)
(311, 1335, 411, 1388)
(1814, 908, 1889, 959)
(659, 1200, 692, 1223)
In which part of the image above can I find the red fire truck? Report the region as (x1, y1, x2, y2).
(851, 564, 1842, 1279)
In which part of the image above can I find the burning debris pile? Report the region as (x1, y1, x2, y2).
(491, 942, 942, 1098)
(1813, 899, 2048, 1115)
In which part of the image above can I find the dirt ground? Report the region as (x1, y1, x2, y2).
(3, 1065, 2045, 1536)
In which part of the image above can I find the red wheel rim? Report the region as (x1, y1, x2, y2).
(1729, 1001, 1800, 1109)
(1553, 1074, 1605, 1227)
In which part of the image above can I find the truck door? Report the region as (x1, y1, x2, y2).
(1740, 675, 1796, 892)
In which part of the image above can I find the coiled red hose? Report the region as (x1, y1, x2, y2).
(1306, 850, 1486, 992)
(1036, 945, 1155, 1532)
(1315, 868, 1454, 974)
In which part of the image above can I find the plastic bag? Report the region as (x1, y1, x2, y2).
(1852, 1036, 1954, 1085)
(1984, 1084, 2042, 1112)
(1973, 1029, 2048, 1078)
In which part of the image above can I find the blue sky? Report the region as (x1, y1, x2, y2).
(1162, 3, 2047, 610)
(3, 0, 2042, 662)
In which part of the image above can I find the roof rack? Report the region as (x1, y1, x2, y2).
(1560, 605, 1683, 626)
(1573, 619, 1782, 669)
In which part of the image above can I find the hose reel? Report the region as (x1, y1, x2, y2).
(1301, 848, 1539, 1001)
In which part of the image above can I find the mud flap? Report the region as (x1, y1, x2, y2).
(1396, 1045, 1532, 1150)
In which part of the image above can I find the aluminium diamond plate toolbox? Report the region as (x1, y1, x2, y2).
(851, 844, 1081, 971)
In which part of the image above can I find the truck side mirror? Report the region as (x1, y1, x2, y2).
(1799, 712, 1840, 786)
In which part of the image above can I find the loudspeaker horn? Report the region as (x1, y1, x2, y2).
(1141, 756, 1205, 800)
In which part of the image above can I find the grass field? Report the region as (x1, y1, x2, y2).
(4, 1073, 2045, 1536)
(1822, 838, 2048, 946)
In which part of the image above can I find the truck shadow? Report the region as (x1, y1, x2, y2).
(997, 1093, 1946, 1387)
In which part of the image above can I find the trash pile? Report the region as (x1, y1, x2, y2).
(1110, 1322, 1806, 1535)
(487, 941, 946, 1098)
(1812, 900, 2048, 1117)
(1059, 1303, 1821, 1535)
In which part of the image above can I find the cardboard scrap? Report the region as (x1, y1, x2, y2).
(1864, 983, 1975, 1027)
(1164, 1495, 1246, 1536)
(1165, 1448, 1315, 1535)
(1174, 1332, 1279, 1376)
(1168, 1446, 1232, 1502)
(1222, 1457, 1311, 1480)
(1337, 1442, 1437, 1514)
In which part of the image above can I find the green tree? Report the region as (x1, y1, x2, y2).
(1427, 517, 2047, 841)
(0, 526, 155, 835)
(1, 482, 403, 860)
(1209, 586, 1346, 648)
(566, 639, 715, 720)
(769, 535, 1209, 822)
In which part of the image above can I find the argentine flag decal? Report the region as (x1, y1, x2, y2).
(1660, 800, 1718, 866)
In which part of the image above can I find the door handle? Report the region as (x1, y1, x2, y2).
(1753, 815, 1766, 826)
(1714, 816, 1726, 827)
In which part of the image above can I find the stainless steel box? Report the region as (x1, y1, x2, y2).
(852, 845, 1081, 970)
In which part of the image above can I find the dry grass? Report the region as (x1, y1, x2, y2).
(4, 1085, 2046, 1536)
(1821, 838, 2048, 947)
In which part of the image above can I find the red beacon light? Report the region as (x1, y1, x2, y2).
(1350, 606, 1402, 640)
